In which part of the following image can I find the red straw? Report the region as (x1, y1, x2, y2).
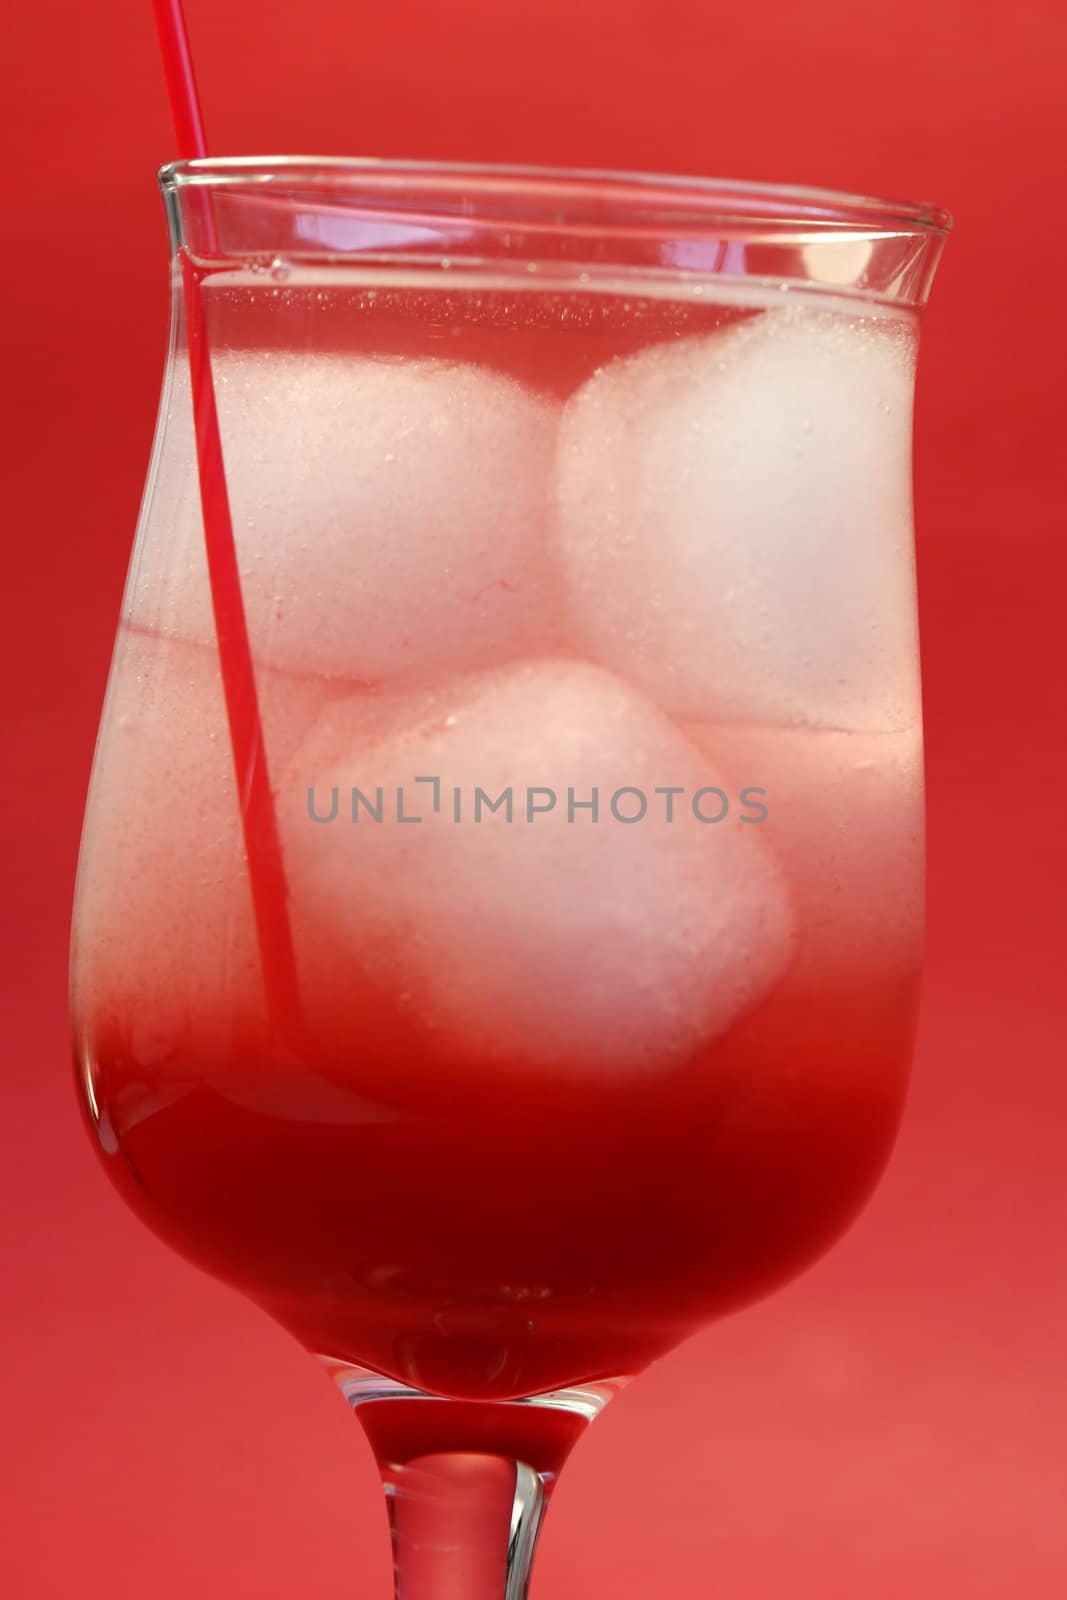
(152, 0, 303, 1046)
(152, 0, 209, 160)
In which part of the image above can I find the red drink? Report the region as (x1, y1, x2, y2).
(72, 273, 923, 1402)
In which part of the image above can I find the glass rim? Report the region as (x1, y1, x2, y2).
(159, 155, 952, 238)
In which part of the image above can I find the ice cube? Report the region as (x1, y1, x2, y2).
(555, 308, 920, 731)
(686, 717, 924, 980)
(73, 627, 332, 1069)
(126, 353, 561, 683)
(280, 659, 795, 1078)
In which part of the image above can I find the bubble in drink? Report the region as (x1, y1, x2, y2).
(555, 307, 920, 731)
(127, 353, 561, 683)
(282, 658, 795, 1078)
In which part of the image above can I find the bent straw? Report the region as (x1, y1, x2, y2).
(152, 0, 302, 1043)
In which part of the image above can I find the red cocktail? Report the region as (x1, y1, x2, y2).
(71, 160, 947, 1594)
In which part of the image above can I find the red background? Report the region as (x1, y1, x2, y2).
(3, 1, 1066, 1594)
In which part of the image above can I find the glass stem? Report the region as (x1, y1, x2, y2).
(384, 1451, 545, 1600)
(323, 1362, 625, 1600)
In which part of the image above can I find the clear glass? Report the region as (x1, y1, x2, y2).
(70, 157, 949, 1598)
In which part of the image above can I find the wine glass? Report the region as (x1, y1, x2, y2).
(70, 159, 949, 1599)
